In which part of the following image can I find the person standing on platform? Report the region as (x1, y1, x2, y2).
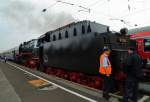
(123, 47, 143, 102)
(4, 56, 7, 63)
(99, 46, 112, 100)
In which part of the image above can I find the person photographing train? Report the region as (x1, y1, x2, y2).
(99, 46, 112, 100)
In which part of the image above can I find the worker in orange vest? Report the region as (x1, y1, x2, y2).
(99, 46, 112, 100)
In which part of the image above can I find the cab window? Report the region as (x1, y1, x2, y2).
(144, 39, 150, 51)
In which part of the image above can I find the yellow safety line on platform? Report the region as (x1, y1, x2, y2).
(28, 79, 49, 87)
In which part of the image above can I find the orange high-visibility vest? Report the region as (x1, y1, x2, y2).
(99, 53, 112, 75)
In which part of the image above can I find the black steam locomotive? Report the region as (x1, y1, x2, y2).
(2, 20, 131, 88)
(37, 21, 130, 75)
(2, 39, 39, 67)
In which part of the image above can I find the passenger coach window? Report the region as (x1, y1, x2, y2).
(58, 33, 62, 40)
(73, 28, 77, 36)
(65, 31, 68, 38)
(144, 39, 150, 51)
(87, 25, 91, 33)
(82, 25, 85, 34)
(53, 35, 56, 41)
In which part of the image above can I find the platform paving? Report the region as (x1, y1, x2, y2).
(0, 63, 22, 102)
(0, 61, 149, 102)
(0, 61, 109, 102)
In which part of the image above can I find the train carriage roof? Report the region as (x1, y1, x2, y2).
(128, 26, 150, 34)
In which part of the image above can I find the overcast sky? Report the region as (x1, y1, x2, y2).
(0, 0, 150, 52)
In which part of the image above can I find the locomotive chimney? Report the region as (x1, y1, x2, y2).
(120, 28, 128, 35)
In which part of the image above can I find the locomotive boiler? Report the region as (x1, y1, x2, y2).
(2, 39, 39, 67)
(17, 39, 39, 67)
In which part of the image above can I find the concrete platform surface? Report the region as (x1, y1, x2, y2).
(0, 61, 149, 102)
(0, 64, 22, 102)
(0, 61, 109, 102)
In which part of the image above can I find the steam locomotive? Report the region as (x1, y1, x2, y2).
(1, 20, 131, 88)
(1, 39, 39, 68)
(37, 21, 130, 75)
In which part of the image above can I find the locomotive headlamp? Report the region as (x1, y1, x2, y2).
(118, 38, 127, 43)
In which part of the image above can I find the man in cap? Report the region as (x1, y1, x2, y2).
(123, 47, 143, 102)
(99, 46, 112, 100)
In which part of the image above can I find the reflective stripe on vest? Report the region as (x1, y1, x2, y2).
(99, 53, 112, 75)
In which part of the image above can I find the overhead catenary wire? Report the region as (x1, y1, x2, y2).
(43, 0, 150, 20)
(42, 1, 59, 12)
(57, 0, 74, 5)
(44, 0, 91, 13)
(42, 0, 75, 12)
(77, 0, 111, 17)
(42, 0, 111, 15)
(104, 0, 150, 27)
(109, 18, 138, 27)
(119, 7, 150, 19)
(118, 0, 150, 18)
(42, 0, 138, 28)
(128, 0, 131, 11)
(88, 0, 104, 7)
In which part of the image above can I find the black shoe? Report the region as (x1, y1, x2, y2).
(103, 93, 110, 100)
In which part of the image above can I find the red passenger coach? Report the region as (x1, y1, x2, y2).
(130, 32, 150, 61)
(129, 30, 150, 79)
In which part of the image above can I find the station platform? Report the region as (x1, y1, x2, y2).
(0, 61, 149, 102)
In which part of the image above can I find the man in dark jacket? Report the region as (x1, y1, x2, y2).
(123, 47, 143, 102)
